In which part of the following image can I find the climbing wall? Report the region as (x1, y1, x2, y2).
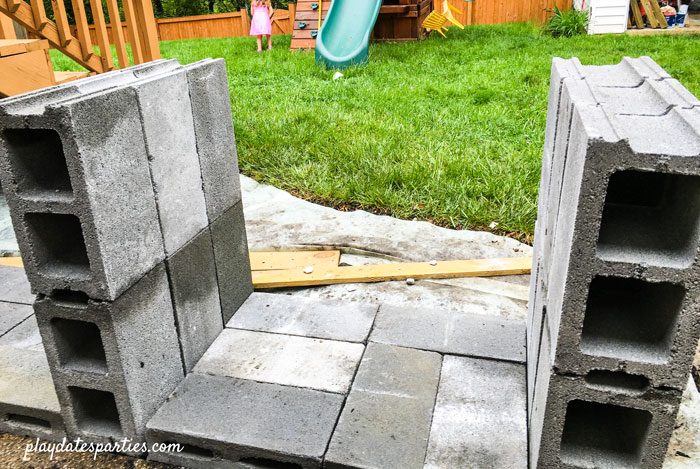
(290, 0, 333, 50)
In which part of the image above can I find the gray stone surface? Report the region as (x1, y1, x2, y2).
(194, 328, 363, 394)
(0, 345, 65, 441)
(0, 194, 18, 255)
(325, 343, 441, 469)
(0, 84, 165, 301)
(146, 373, 344, 468)
(424, 355, 527, 469)
(0, 314, 43, 351)
(0, 301, 33, 336)
(185, 59, 242, 224)
(370, 304, 526, 363)
(34, 264, 184, 444)
(135, 69, 208, 257)
(0, 264, 33, 305)
(228, 292, 377, 343)
(211, 201, 253, 322)
(166, 228, 223, 372)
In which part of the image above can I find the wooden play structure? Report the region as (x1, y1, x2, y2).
(290, 0, 434, 50)
(0, 0, 160, 97)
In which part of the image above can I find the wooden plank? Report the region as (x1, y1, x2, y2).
(71, 0, 94, 59)
(0, 256, 22, 267)
(52, 0, 74, 46)
(29, 0, 48, 30)
(89, 0, 114, 70)
(0, 48, 55, 97)
(629, 0, 644, 28)
(252, 257, 532, 289)
(639, 0, 659, 28)
(250, 250, 341, 271)
(132, 0, 160, 61)
(0, 0, 103, 72)
(105, 0, 128, 68)
(0, 38, 48, 56)
(6, 0, 20, 13)
(54, 70, 92, 83)
(0, 11, 16, 39)
(648, 0, 668, 28)
(122, 0, 143, 63)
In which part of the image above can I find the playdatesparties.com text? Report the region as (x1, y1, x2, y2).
(23, 437, 183, 460)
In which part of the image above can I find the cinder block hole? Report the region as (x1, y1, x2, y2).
(238, 457, 302, 469)
(585, 370, 649, 395)
(24, 213, 90, 279)
(4, 413, 52, 430)
(560, 400, 651, 468)
(166, 442, 214, 458)
(597, 170, 700, 268)
(50, 318, 107, 373)
(581, 276, 684, 364)
(51, 290, 89, 305)
(2, 129, 72, 197)
(67, 387, 122, 437)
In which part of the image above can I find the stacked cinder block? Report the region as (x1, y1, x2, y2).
(0, 59, 253, 445)
(527, 57, 700, 468)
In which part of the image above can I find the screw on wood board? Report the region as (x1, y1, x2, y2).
(303, 266, 314, 274)
(429, 260, 438, 266)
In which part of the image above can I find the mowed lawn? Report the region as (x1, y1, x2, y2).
(53, 24, 700, 240)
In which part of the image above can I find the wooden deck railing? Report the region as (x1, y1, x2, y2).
(0, 0, 160, 73)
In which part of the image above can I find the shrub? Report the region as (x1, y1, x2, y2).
(543, 6, 589, 38)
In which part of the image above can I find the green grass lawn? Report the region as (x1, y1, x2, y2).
(52, 24, 700, 240)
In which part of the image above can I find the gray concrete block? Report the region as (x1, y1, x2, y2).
(0, 265, 33, 305)
(146, 373, 344, 469)
(166, 227, 223, 372)
(0, 345, 65, 441)
(134, 69, 208, 256)
(185, 59, 242, 223)
(370, 304, 526, 363)
(0, 314, 43, 351)
(194, 328, 364, 394)
(34, 264, 184, 444)
(424, 355, 527, 469)
(210, 201, 253, 322)
(227, 292, 378, 343)
(0, 85, 165, 300)
(0, 302, 33, 336)
(325, 343, 441, 469)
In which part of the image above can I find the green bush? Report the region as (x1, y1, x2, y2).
(543, 6, 588, 38)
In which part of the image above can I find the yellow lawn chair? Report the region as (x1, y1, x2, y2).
(422, 1, 465, 37)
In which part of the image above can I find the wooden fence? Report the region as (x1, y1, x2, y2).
(79, 0, 571, 45)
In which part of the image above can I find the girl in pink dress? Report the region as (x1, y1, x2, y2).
(250, 0, 274, 52)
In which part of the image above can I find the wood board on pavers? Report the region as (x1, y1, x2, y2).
(141, 291, 528, 467)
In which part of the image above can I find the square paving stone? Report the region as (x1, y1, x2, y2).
(146, 373, 344, 469)
(0, 302, 33, 336)
(194, 328, 364, 394)
(228, 292, 378, 343)
(424, 355, 527, 469)
(0, 265, 33, 305)
(0, 314, 43, 351)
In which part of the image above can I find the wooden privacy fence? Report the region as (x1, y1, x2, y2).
(74, 0, 569, 45)
(0, 0, 160, 73)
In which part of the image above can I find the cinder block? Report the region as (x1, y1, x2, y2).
(194, 328, 364, 394)
(371, 304, 526, 363)
(34, 264, 184, 443)
(227, 292, 378, 343)
(0, 345, 65, 441)
(0, 302, 33, 335)
(146, 373, 344, 469)
(325, 343, 441, 469)
(134, 69, 208, 256)
(0, 265, 33, 305)
(166, 227, 222, 372)
(424, 356, 527, 469)
(0, 85, 165, 300)
(210, 201, 253, 322)
(184, 59, 242, 223)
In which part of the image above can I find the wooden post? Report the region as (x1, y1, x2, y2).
(122, 0, 144, 64)
(241, 7, 250, 34)
(0, 11, 16, 39)
(29, 0, 48, 31)
(132, 0, 160, 61)
(71, 0, 94, 59)
(52, 0, 73, 46)
(105, 0, 128, 68)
